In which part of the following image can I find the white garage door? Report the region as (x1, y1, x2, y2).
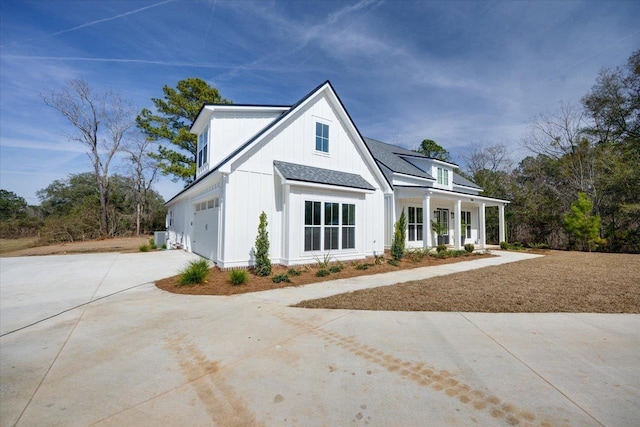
(192, 199, 219, 261)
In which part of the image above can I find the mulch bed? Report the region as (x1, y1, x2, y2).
(155, 251, 492, 296)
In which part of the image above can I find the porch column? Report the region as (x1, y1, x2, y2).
(423, 194, 431, 248)
(455, 199, 462, 250)
(479, 203, 486, 249)
(498, 204, 506, 243)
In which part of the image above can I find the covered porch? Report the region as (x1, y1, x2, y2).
(392, 187, 509, 250)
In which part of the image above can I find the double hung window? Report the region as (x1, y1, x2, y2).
(198, 126, 209, 168)
(304, 201, 322, 251)
(315, 122, 329, 153)
(407, 207, 423, 241)
(437, 167, 449, 185)
(461, 211, 471, 239)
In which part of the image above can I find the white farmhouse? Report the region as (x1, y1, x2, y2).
(165, 81, 509, 267)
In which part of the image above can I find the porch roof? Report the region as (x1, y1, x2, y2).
(395, 186, 510, 206)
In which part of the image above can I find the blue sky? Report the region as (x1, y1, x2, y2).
(1, 0, 639, 204)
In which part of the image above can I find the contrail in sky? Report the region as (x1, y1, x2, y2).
(1, 0, 176, 48)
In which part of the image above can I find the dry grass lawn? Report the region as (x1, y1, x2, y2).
(294, 251, 640, 313)
(0, 236, 152, 257)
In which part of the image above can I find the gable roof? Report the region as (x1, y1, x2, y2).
(274, 161, 375, 191)
(166, 81, 391, 204)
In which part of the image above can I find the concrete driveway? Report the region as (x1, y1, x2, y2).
(1, 251, 638, 426)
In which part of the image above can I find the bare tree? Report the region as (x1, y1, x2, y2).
(464, 143, 513, 175)
(462, 142, 513, 194)
(43, 79, 136, 236)
(524, 101, 597, 196)
(124, 134, 159, 235)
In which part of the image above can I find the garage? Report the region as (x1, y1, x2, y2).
(192, 198, 219, 261)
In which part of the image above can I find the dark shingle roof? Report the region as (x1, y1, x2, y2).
(364, 137, 481, 190)
(274, 161, 375, 191)
(452, 172, 481, 189)
(363, 137, 435, 180)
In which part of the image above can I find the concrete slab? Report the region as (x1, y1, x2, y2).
(0, 251, 201, 335)
(1, 251, 638, 426)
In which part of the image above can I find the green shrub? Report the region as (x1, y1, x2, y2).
(355, 263, 373, 270)
(179, 259, 210, 286)
(436, 244, 447, 253)
(228, 269, 248, 286)
(314, 253, 333, 268)
(316, 269, 330, 277)
(287, 268, 301, 276)
(450, 250, 466, 257)
(387, 258, 399, 266)
(149, 237, 154, 245)
(139, 244, 150, 252)
(499, 241, 509, 250)
(512, 241, 523, 250)
(464, 243, 474, 253)
(272, 274, 291, 283)
(161, 243, 167, 249)
(405, 248, 427, 263)
(149, 243, 157, 250)
(374, 253, 385, 265)
(329, 265, 342, 273)
(391, 210, 407, 261)
(254, 211, 272, 276)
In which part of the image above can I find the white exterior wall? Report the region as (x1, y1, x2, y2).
(166, 174, 223, 257)
(210, 111, 282, 169)
(217, 93, 385, 267)
(193, 110, 283, 179)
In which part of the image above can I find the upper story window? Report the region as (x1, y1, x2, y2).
(315, 122, 329, 153)
(197, 126, 209, 168)
(437, 167, 449, 185)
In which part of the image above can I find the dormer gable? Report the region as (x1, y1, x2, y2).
(398, 154, 457, 190)
(191, 105, 290, 178)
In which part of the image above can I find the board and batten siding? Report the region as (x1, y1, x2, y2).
(220, 92, 385, 267)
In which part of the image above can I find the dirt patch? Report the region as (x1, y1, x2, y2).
(0, 236, 153, 257)
(294, 251, 640, 313)
(155, 252, 492, 296)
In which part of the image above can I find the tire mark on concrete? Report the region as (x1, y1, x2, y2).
(273, 311, 559, 427)
(165, 334, 262, 426)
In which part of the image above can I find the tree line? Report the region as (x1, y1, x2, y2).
(455, 50, 639, 253)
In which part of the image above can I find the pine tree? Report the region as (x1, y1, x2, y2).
(564, 192, 601, 252)
(254, 211, 272, 276)
(391, 209, 407, 261)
